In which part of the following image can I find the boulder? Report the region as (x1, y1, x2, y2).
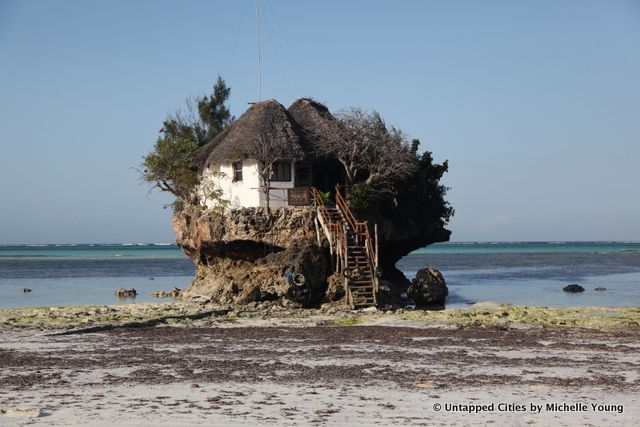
(407, 268, 448, 306)
(324, 273, 346, 302)
(563, 284, 585, 293)
(115, 288, 137, 298)
(152, 291, 169, 298)
(153, 287, 182, 298)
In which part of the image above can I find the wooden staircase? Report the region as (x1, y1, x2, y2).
(311, 186, 378, 308)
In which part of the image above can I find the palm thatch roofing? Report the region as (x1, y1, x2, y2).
(197, 99, 303, 172)
(287, 98, 340, 155)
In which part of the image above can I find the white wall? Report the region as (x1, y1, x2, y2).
(200, 160, 261, 209)
(199, 160, 297, 209)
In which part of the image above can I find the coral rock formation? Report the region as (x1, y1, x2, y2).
(174, 206, 333, 307)
(407, 268, 449, 307)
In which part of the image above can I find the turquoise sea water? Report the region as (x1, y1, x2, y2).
(400, 241, 640, 308)
(1, 242, 639, 309)
(0, 244, 193, 309)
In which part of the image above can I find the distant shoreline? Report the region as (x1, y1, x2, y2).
(2, 240, 640, 246)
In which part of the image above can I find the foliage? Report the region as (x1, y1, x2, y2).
(198, 173, 231, 215)
(318, 190, 333, 205)
(394, 140, 454, 227)
(140, 77, 233, 207)
(348, 182, 371, 214)
(314, 108, 417, 195)
(142, 134, 199, 204)
(314, 106, 452, 230)
(196, 76, 234, 145)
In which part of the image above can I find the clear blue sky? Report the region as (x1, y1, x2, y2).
(1, 0, 639, 244)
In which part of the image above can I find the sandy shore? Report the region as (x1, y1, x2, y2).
(1, 304, 639, 425)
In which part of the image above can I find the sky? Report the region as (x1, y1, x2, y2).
(1, 0, 639, 244)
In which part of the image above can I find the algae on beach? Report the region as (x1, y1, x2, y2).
(1, 303, 640, 332)
(397, 306, 640, 331)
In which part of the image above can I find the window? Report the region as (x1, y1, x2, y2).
(271, 161, 291, 182)
(232, 161, 243, 182)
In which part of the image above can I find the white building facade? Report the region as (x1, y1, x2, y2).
(199, 159, 306, 209)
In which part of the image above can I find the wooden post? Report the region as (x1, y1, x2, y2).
(335, 235, 340, 273)
(374, 223, 379, 269)
(314, 216, 321, 246)
(374, 223, 379, 296)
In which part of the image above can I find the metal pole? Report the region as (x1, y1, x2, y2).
(256, 0, 262, 101)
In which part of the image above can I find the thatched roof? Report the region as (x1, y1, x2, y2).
(287, 98, 340, 154)
(197, 99, 303, 172)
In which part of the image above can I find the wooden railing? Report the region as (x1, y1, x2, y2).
(311, 187, 333, 252)
(334, 185, 379, 295)
(335, 185, 358, 233)
(311, 185, 379, 305)
(361, 221, 379, 293)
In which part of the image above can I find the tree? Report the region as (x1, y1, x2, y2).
(314, 108, 417, 195)
(250, 131, 303, 213)
(395, 141, 454, 226)
(140, 77, 233, 208)
(196, 76, 234, 145)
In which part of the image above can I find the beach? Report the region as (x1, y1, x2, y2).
(1, 303, 639, 426)
(2, 242, 640, 425)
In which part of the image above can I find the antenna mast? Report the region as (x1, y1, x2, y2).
(256, 0, 262, 101)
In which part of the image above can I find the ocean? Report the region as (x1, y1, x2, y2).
(1, 242, 639, 309)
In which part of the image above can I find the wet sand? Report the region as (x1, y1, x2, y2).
(1, 318, 639, 425)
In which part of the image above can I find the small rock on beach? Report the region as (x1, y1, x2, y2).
(2, 407, 43, 417)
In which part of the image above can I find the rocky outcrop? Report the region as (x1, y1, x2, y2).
(174, 206, 334, 307)
(173, 206, 317, 262)
(563, 284, 585, 293)
(174, 204, 450, 308)
(181, 237, 330, 307)
(115, 288, 137, 298)
(407, 268, 448, 306)
(152, 287, 182, 298)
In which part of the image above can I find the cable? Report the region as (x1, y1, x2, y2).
(265, 0, 312, 96)
(225, 0, 250, 79)
(263, 2, 294, 99)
